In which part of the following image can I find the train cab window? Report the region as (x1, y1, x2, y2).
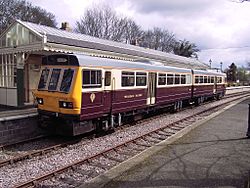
(136, 72, 147, 86)
(181, 75, 186, 84)
(204, 76, 208, 83)
(48, 69, 61, 91)
(195, 76, 199, 84)
(174, 74, 180, 84)
(38, 68, 50, 89)
(211, 76, 214, 83)
(60, 69, 74, 92)
(199, 76, 204, 83)
(82, 69, 102, 88)
(167, 74, 174, 85)
(122, 71, 135, 87)
(105, 71, 111, 86)
(158, 73, 166, 85)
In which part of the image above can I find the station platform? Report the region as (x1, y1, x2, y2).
(84, 97, 250, 188)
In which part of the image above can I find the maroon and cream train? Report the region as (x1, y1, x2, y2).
(34, 54, 226, 136)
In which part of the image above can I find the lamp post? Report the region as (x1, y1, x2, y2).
(209, 59, 212, 69)
(220, 62, 223, 72)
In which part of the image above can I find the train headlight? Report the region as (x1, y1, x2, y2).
(37, 98, 43, 105)
(59, 101, 73, 109)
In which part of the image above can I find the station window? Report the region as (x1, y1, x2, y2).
(105, 71, 111, 86)
(174, 74, 180, 84)
(38, 68, 50, 89)
(0, 54, 17, 87)
(48, 69, 61, 91)
(181, 75, 186, 84)
(60, 69, 74, 92)
(136, 72, 147, 86)
(82, 69, 102, 88)
(122, 71, 135, 87)
(167, 74, 174, 85)
(158, 73, 166, 85)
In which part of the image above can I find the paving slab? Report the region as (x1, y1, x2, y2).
(82, 98, 250, 188)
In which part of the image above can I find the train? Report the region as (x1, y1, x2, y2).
(33, 54, 226, 136)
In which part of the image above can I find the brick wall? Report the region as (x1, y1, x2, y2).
(0, 115, 46, 145)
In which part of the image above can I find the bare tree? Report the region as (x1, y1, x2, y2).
(0, 0, 57, 34)
(124, 18, 143, 44)
(140, 27, 176, 53)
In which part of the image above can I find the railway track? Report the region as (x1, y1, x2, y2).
(0, 91, 247, 168)
(8, 92, 249, 187)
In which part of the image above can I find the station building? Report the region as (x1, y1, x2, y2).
(0, 19, 208, 107)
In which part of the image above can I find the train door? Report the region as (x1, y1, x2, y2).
(147, 72, 156, 105)
(213, 76, 217, 94)
(103, 70, 112, 113)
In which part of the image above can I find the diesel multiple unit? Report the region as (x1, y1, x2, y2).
(34, 54, 226, 136)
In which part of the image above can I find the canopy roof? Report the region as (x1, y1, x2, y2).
(0, 20, 209, 69)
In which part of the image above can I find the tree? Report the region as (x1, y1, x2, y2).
(226, 63, 237, 82)
(0, 0, 57, 34)
(140, 27, 176, 53)
(173, 39, 199, 58)
(76, 5, 132, 42)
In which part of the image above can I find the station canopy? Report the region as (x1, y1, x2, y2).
(0, 20, 208, 69)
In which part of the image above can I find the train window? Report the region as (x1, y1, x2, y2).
(38, 68, 50, 89)
(181, 75, 186, 84)
(211, 76, 214, 83)
(122, 71, 135, 87)
(158, 73, 166, 85)
(186, 74, 191, 84)
(207, 76, 211, 83)
(48, 69, 61, 91)
(195, 76, 199, 84)
(60, 69, 74, 92)
(167, 74, 174, 85)
(136, 72, 147, 86)
(218, 77, 222, 83)
(174, 74, 180, 84)
(105, 71, 111, 86)
(199, 76, 204, 83)
(82, 69, 102, 88)
(204, 76, 208, 83)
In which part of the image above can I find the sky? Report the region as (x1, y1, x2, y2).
(29, 0, 250, 70)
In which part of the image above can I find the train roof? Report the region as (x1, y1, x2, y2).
(42, 54, 226, 76)
(193, 69, 226, 76)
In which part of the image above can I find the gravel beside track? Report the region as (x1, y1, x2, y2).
(0, 94, 248, 187)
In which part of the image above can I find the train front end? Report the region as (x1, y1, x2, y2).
(34, 55, 89, 136)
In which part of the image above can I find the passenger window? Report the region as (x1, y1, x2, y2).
(48, 69, 61, 91)
(181, 75, 186, 84)
(199, 76, 204, 83)
(207, 76, 211, 83)
(204, 76, 208, 83)
(105, 71, 111, 86)
(122, 71, 135, 87)
(60, 69, 74, 92)
(167, 74, 174, 85)
(174, 74, 180, 84)
(38, 68, 50, 89)
(158, 73, 166, 85)
(82, 69, 102, 88)
(195, 76, 199, 84)
(136, 72, 147, 86)
(211, 76, 214, 83)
